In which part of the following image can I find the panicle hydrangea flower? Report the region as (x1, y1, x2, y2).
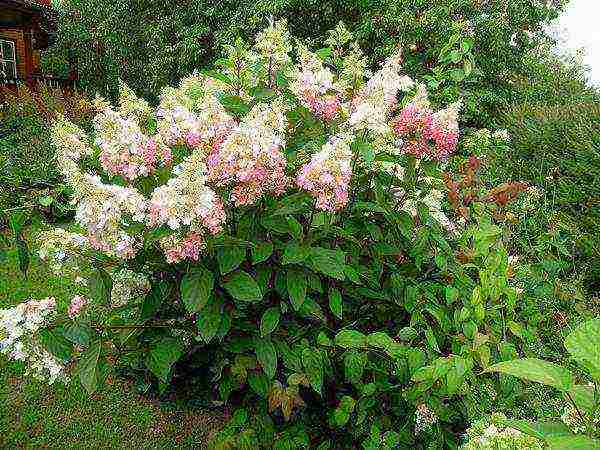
(156, 76, 234, 149)
(392, 85, 461, 160)
(0, 298, 68, 384)
(73, 174, 148, 259)
(414, 403, 438, 434)
(324, 21, 353, 48)
(38, 228, 91, 275)
(206, 101, 290, 206)
(94, 106, 171, 180)
(117, 80, 152, 121)
(51, 115, 95, 180)
(296, 133, 355, 212)
(159, 232, 206, 264)
(339, 43, 369, 90)
(110, 269, 151, 308)
(289, 45, 342, 121)
(67, 295, 87, 319)
(148, 150, 226, 233)
(252, 18, 292, 74)
(462, 414, 544, 449)
(428, 101, 461, 159)
(348, 51, 414, 134)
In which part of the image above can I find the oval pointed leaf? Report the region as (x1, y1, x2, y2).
(335, 330, 367, 349)
(77, 340, 101, 394)
(252, 241, 274, 264)
(485, 358, 573, 391)
(260, 307, 280, 337)
(180, 267, 214, 314)
(286, 268, 307, 310)
(302, 348, 323, 394)
(217, 245, 246, 274)
(146, 337, 184, 382)
(223, 271, 263, 302)
(255, 338, 277, 379)
(564, 317, 600, 380)
(329, 288, 342, 320)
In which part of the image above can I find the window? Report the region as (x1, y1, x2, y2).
(0, 39, 17, 79)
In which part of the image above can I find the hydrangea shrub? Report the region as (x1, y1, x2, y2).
(1, 21, 539, 448)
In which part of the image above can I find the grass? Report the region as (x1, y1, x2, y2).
(0, 224, 224, 449)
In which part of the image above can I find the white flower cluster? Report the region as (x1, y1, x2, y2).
(462, 415, 544, 449)
(156, 74, 233, 148)
(0, 298, 68, 384)
(393, 175, 457, 233)
(110, 268, 151, 308)
(148, 150, 225, 233)
(252, 18, 292, 74)
(74, 174, 147, 258)
(414, 403, 438, 434)
(346, 55, 415, 136)
(38, 228, 91, 276)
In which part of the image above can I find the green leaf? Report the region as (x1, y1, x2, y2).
(308, 247, 346, 280)
(219, 95, 250, 116)
(333, 396, 355, 427)
(546, 435, 600, 450)
(15, 237, 29, 277)
(329, 288, 342, 320)
(255, 338, 277, 379)
(449, 68, 465, 82)
(260, 307, 280, 337)
(217, 244, 246, 274)
(196, 298, 222, 343)
(88, 268, 112, 304)
(315, 47, 332, 59)
(222, 271, 263, 302)
(335, 330, 367, 349)
(302, 348, 323, 394)
(286, 268, 307, 310)
(62, 321, 92, 347)
(77, 340, 101, 394)
(146, 337, 184, 382)
(180, 267, 214, 314)
(564, 317, 600, 380)
(251, 241, 273, 264)
(344, 351, 367, 384)
(282, 241, 309, 264)
(38, 195, 54, 207)
(367, 332, 405, 358)
(286, 216, 303, 239)
(248, 372, 269, 398)
(485, 358, 573, 391)
(568, 384, 595, 414)
(39, 328, 73, 362)
(9, 211, 25, 237)
(140, 281, 169, 321)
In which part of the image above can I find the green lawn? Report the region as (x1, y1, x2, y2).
(0, 225, 224, 449)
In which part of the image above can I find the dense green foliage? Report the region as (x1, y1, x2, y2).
(0, 86, 94, 224)
(481, 51, 600, 292)
(47, 0, 567, 125)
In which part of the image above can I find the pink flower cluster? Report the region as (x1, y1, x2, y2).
(296, 133, 354, 212)
(392, 87, 460, 160)
(94, 108, 172, 180)
(207, 104, 290, 206)
(67, 296, 87, 319)
(290, 47, 342, 121)
(306, 94, 342, 121)
(161, 232, 206, 264)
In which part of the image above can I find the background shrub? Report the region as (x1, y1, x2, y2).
(46, 0, 567, 126)
(0, 86, 95, 224)
(481, 50, 600, 292)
